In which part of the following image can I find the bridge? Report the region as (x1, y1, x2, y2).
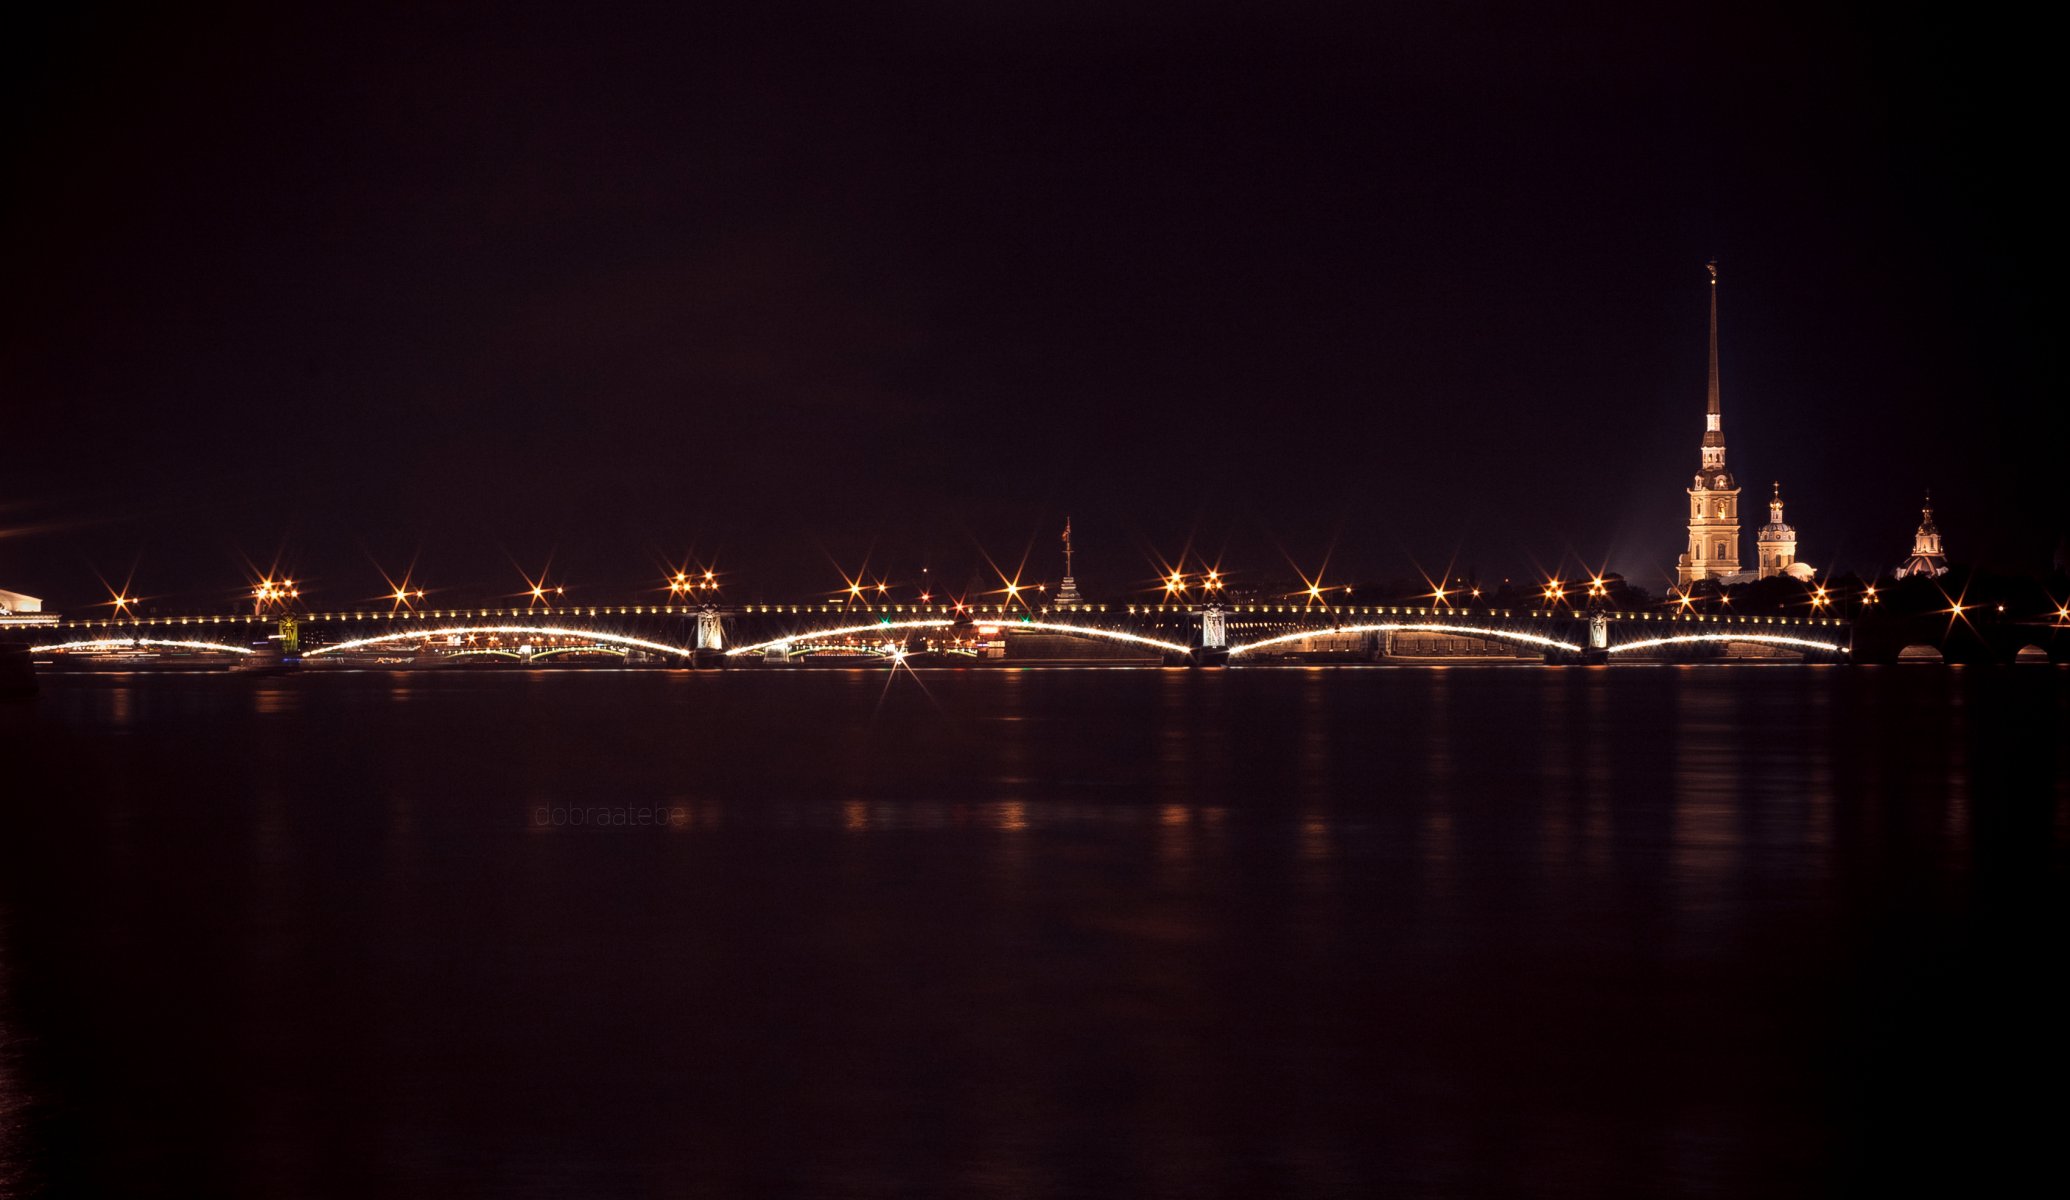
(0, 600, 1886, 666)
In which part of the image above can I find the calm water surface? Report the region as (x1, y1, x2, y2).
(3, 666, 2066, 1197)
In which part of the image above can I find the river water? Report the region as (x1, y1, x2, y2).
(2, 665, 2065, 1197)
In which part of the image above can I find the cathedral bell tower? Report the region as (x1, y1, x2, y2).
(1755, 482, 1797, 579)
(1676, 260, 1742, 587)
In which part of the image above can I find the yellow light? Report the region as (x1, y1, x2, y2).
(876, 582, 887, 594)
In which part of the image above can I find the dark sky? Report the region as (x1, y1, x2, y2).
(4, 2, 2055, 610)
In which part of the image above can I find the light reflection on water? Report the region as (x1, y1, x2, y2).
(1, 665, 2065, 1198)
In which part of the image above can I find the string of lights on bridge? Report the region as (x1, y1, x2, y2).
(46, 559, 2063, 666)
(82, 563, 1926, 621)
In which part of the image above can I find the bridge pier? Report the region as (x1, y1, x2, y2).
(1580, 613, 1609, 664)
(1188, 604, 1229, 667)
(691, 608, 728, 667)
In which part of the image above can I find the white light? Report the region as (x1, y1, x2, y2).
(308, 626, 692, 658)
(996, 619, 1191, 654)
(35, 638, 253, 655)
(1228, 623, 1584, 655)
(1606, 634, 1848, 654)
(726, 619, 954, 657)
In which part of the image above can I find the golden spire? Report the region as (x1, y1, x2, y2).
(1704, 259, 1723, 435)
(1057, 516, 1081, 603)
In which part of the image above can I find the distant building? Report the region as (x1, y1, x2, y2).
(0, 587, 55, 627)
(1677, 261, 1746, 587)
(1896, 493, 1950, 578)
(1755, 482, 1800, 580)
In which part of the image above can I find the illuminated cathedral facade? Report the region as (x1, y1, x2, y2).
(1675, 262, 1812, 588)
(1895, 494, 1950, 578)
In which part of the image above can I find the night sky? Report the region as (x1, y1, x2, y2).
(4, 2, 2055, 610)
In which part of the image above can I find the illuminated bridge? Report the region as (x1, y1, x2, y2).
(2, 601, 1870, 665)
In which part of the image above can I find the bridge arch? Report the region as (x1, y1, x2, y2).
(305, 625, 691, 659)
(1228, 623, 1582, 657)
(1605, 633, 1849, 658)
(34, 637, 254, 655)
(981, 619, 1190, 655)
(526, 646, 628, 661)
(1895, 644, 1948, 663)
(725, 618, 1191, 659)
(725, 619, 954, 658)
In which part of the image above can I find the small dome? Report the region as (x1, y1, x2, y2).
(1782, 562, 1817, 582)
